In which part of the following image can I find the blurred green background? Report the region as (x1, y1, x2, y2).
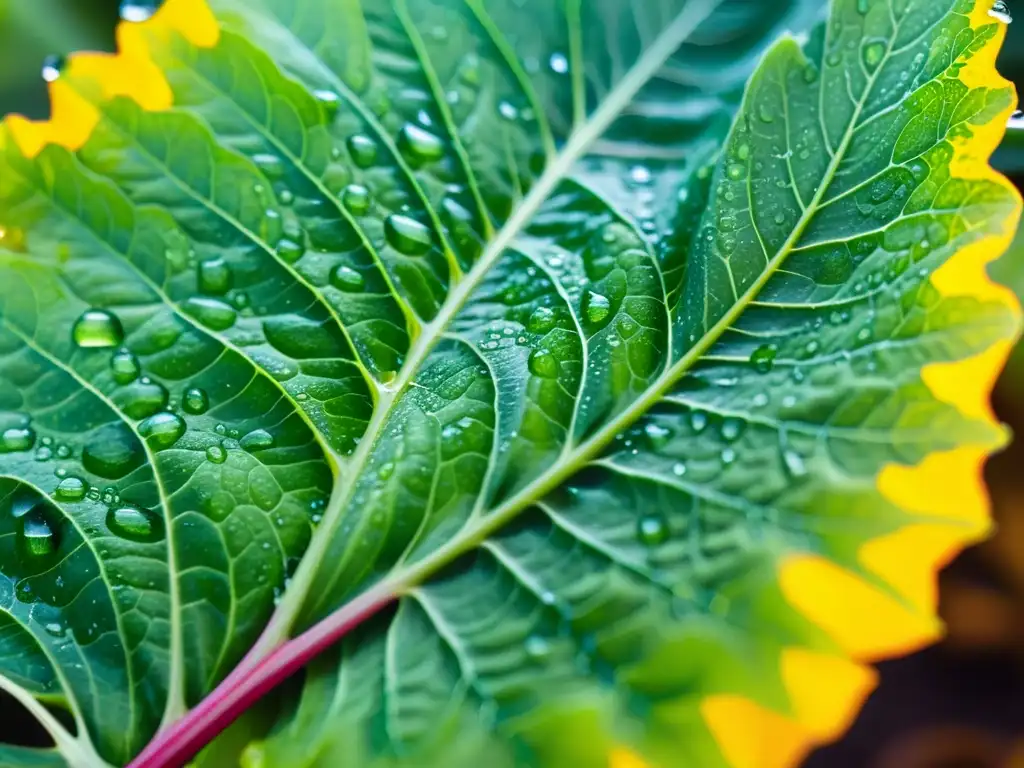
(1, 2, 1024, 766)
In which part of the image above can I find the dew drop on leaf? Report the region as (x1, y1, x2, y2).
(54, 476, 87, 502)
(750, 344, 777, 373)
(990, 0, 1012, 24)
(119, 0, 162, 22)
(527, 306, 557, 334)
(41, 55, 65, 83)
(721, 419, 743, 442)
(1, 426, 35, 453)
(110, 349, 141, 385)
(19, 509, 58, 559)
(275, 238, 305, 264)
(720, 447, 737, 465)
(861, 40, 886, 72)
(689, 411, 708, 433)
(182, 388, 209, 415)
(643, 423, 672, 450)
(330, 265, 366, 292)
(118, 377, 169, 419)
(240, 429, 275, 452)
(197, 257, 232, 295)
(524, 635, 551, 662)
(347, 135, 378, 168)
(385, 214, 433, 255)
(107, 504, 164, 543)
(313, 90, 341, 119)
(637, 513, 669, 546)
(398, 123, 445, 164)
(205, 444, 227, 464)
(252, 153, 284, 180)
(138, 412, 186, 450)
(342, 184, 371, 216)
(527, 349, 559, 379)
(582, 290, 612, 329)
(73, 309, 124, 349)
(672, 462, 686, 477)
(782, 448, 808, 478)
(183, 297, 238, 331)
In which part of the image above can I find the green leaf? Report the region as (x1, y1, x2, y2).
(0, 0, 1018, 766)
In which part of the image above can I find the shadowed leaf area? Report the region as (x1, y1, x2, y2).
(0, 0, 1019, 766)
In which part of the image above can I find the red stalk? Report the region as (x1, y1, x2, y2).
(127, 589, 395, 768)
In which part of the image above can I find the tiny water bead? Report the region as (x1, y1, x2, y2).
(1, 426, 35, 453)
(385, 214, 433, 255)
(73, 309, 124, 348)
(182, 387, 209, 415)
(138, 412, 186, 450)
(110, 349, 141, 385)
(347, 135, 378, 168)
(861, 40, 886, 72)
(330, 265, 366, 292)
(342, 184, 371, 216)
(205, 444, 227, 464)
(637, 513, 670, 546)
(41, 55, 65, 83)
(54, 476, 87, 503)
(750, 344, 777, 373)
(524, 635, 551, 662)
(107, 504, 164, 543)
(643, 423, 672, 450)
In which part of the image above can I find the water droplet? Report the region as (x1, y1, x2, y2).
(726, 163, 746, 181)
(582, 290, 612, 329)
(82, 423, 144, 479)
(275, 238, 305, 264)
(498, 101, 518, 120)
(527, 349, 559, 378)
(41, 55, 65, 83)
(782, 448, 807, 478)
(73, 309, 124, 349)
(240, 429, 274, 452)
(720, 447, 736, 465)
(196, 257, 232, 295)
(182, 387, 209, 415)
(138, 412, 186, 450)
(347, 135, 378, 168)
(524, 634, 551, 662)
(54, 476, 87, 502)
(990, 0, 1012, 24)
(1, 426, 36, 453)
(183, 297, 237, 331)
(398, 123, 444, 165)
(644, 423, 672, 450)
(528, 306, 557, 334)
(20, 509, 57, 558)
(43, 621, 65, 637)
(750, 344, 777, 373)
(117, 378, 169, 419)
(721, 419, 743, 442)
(108, 349, 140, 385)
(119, 0, 161, 22)
(672, 462, 686, 477)
(342, 184, 371, 216)
(314, 89, 341, 119)
(690, 411, 708, 433)
(384, 214, 432, 255)
(630, 165, 652, 185)
(205, 444, 227, 464)
(861, 40, 886, 72)
(330, 265, 366, 292)
(637, 513, 669, 546)
(107, 504, 163, 543)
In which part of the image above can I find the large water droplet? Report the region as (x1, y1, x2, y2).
(110, 349, 141, 385)
(990, 0, 1012, 24)
(398, 123, 445, 165)
(41, 55, 65, 83)
(342, 184, 371, 216)
(637, 513, 669, 546)
(197, 257, 232, 295)
(73, 309, 124, 349)
(20, 509, 58, 558)
(54, 476, 87, 502)
(330, 265, 365, 292)
(240, 429, 275, 452)
(182, 387, 209, 415)
(107, 504, 164, 543)
(1, 426, 35, 453)
(119, 0, 162, 22)
(205, 444, 227, 464)
(275, 238, 305, 264)
(524, 635, 551, 662)
(183, 297, 237, 331)
(117, 378, 169, 419)
(861, 40, 886, 72)
(83, 423, 145, 479)
(347, 135, 378, 168)
(528, 306, 557, 334)
(384, 215, 433, 255)
(138, 412, 186, 450)
(527, 349, 559, 378)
